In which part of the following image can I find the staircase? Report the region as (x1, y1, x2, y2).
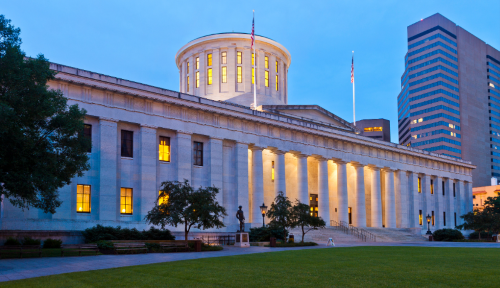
(289, 227, 364, 243)
(363, 227, 428, 242)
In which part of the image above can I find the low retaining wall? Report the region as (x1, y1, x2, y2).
(0, 230, 84, 245)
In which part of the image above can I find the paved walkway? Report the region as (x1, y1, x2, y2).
(0, 242, 498, 282)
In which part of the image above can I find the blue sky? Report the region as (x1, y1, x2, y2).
(3, 0, 500, 142)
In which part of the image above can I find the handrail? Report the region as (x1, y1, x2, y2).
(330, 220, 376, 242)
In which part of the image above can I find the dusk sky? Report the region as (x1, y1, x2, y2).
(4, 0, 500, 142)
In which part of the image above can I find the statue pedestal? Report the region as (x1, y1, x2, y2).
(235, 232, 250, 248)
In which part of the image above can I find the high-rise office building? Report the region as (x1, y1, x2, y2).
(398, 13, 500, 187)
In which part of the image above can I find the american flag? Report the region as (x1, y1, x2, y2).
(351, 55, 354, 83)
(251, 15, 255, 49)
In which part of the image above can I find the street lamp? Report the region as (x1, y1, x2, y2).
(426, 214, 432, 235)
(259, 203, 268, 227)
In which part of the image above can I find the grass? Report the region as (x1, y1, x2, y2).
(0, 248, 100, 259)
(2, 247, 500, 287)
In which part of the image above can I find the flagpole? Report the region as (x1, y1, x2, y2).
(352, 51, 355, 126)
(253, 10, 257, 110)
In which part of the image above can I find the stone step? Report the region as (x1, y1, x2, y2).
(290, 227, 364, 243)
(363, 227, 428, 242)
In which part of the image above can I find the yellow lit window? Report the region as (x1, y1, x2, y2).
(276, 60, 278, 73)
(315, 207, 318, 211)
(207, 68, 212, 85)
(265, 71, 269, 87)
(158, 191, 169, 205)
(159, 136, 170, 162)
(237, 51, 242, 64)
(364, 127, 373, 132)
(419, 210, 423, 225)
(120, 188, 133, 214)
(310, 207, 313, 211)
(207, 54, 212, 66)
(316, 197, 318, 201)
(430, 179, 434, 194)
(196, 71, 199, 88)
(252, 68, 255, 84)
(221, 52, 227, 64)
(310, 196, 312, 201)
(222, 67, 227, 83)
(237, 66, 242, 83)
(432, 211, 435, 226)
(76, 184, 91, 213)
(252, 53, 255, 66)
(272, 161, 275, 181)
(187, 62, 189, 74)
(276, 75, 278, 91)
(187, 76, 190, 92)
(418, 177, 422, 193)
(265, 56, 269, 69)
(373, 127, 383, 132)
(196, 57, 199, 70)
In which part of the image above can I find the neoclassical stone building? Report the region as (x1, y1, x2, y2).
(0, 33, 474, 235)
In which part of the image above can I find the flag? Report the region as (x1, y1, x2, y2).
(351, 55, 354, 83)
(251, 15, 255, 49)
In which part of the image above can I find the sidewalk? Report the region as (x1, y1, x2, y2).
(0, 241, 498, 282)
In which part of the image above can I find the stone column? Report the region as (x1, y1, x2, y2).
(318, 158, 330, 224)
(177, 131, 192, 183)
(251, 146, 265, 225)
(409, 172, 420, 228)
(297, 154, 309, 204)
(274, 150, 287, 197)
(457, 181, 465, 226)
(446, 179, 455, 227)
(465, 181, 473, 214)
(369, 166, 383, 228)
(394, 170, 409, 228)
(235, 142, 249, 221)
(422, 174, 431, 227)
(383, 168, 396, 228)
(335, 160, 349, 224)
(209, 138, 224, 205)
(139, 125, 157, 221)
(98, 118, 118, 221)
(435, 177, 443, 229)
(352, 163, 366, 227)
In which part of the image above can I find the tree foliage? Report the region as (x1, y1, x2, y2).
(0, 15, 90, 213)
(144, 180, 227, 241)
(291, 201, 326, 243)
(457, 195, 500, 236)
(266, 191, 294, 241)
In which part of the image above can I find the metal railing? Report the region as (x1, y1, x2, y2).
(196, 235, 235, 246)
(330, 220, 376, 242)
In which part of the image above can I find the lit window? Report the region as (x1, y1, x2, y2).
(159, 136, 170, 162)
(430, 179, 434, 194)
(237, 66, 242, 83)
(84, 124, 92, 153)
(121, 130, 133, 158)
(490, 83, 496, 88)
(276, 75, 278, 91)
(252, 68, 255, 84)
(158, 191, 169, 205)
(120, 188, 133, 214)
(364, 127, 373, 132)
(310, 207, 313, 211)
(196, 71, 200, 88)
(207, 54, 212, 66)
(418, 177, 422, 193)
(196, 57, 199, 70)
(272, 161, 275, 181)
(187, 62, 190, 74)
(221, 52, 227, 64)
(432, 211, 435, 226)
(419, 210, 423, 225)
(237, 52, 242, 64)
(187, 76, 190, 92)
(265, 56, 269, 69)
(222, 67, 227, 83)
(276, 60, 278, 73)
(207, 68, 212, 85)
(252, 53, 255, 66)
(265, 71, 269, 87)
(373, 127, 383, 132)
(77, 184, 91, 213)
(193, 141, 203, 166)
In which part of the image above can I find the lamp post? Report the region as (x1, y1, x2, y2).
(426, 214, 432, 235)
(259, 203, 268, 227)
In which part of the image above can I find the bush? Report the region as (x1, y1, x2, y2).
(249, 226, 288, 242)
(82, 225, 175, 243)
(4, 237, 21, 246)
(468, 231, 494, 239)
(145, 243, 161, 252)
(21, 237, 41, 245)
(95, 240, 114, 250)
(43, 238, 62, 249)
(274, 242, 318, 247)
(432, 229, 464, 241)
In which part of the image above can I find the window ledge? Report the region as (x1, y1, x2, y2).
(160, 161, 171, 165)
(193, 165, 203, 168)
(121, 157, 134, 160)
(120, 214, 133, 217)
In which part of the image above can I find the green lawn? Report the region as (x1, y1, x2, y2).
(4, 247, 500, 287)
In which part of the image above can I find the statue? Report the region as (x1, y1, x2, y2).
(236, 205, 245, 232)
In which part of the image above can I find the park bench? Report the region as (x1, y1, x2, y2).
(0, 245, 42, 258)
(61, 244, 99, 256)
(159, 241, 189, 252)
(113, 243, 148, 255)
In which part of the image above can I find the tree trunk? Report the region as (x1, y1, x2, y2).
(301, 225, 305, 243)
(185, 221, 189, 241)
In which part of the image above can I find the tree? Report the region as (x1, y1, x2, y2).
(0, 15, 90, 214)
(291, 201, 326, 243)
(266, 191, 294, 241)
(458, 195, 500, 237)
(144, 180, 227, 241)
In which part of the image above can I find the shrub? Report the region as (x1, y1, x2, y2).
(82, 225, 175, 243)
(95, 240, 114, 250)
(145, 243, 161, 252)
(43, 238, 62, 249)
(4, 237, 21, 246)
(274, 242, 318, 247)
(249, 226, 288, 242)
(468, 231, 494, 240)
(432, 229, 464, 241)
(21, 237, 41, 245)
(142, 227, 175, 240)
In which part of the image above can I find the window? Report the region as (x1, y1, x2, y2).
(159, 136, 170, 162)
(276, 75, 279, 91)
(454, 212, 457, 226)
(432, 211, 435, 226)
(207, 68, 212, 85)
(84, 124, 92, 153)
(196, 57, 199, 70)
(265, 71, 269, 87)
(121, 130, 133, 158)
(252, 53, 255, 66)
(207, 54, 212, 66)
(120, 188, 133, 214)
(196, 71, 200, 88)
(237, 66, 242, 83)
(193, 141, 203, 166)
(272, 161, 275, 182)
(453, 182, 456, 197)
(418, 177, 422, 193)
(221, 52, 227, 64)
(430, 179, 434, 194)
(158, 191, 169, 205)
(348, 207, 352, 224)
(76, 184, 91, 213)
(276, 60, 278, 73)
(222, 67, 227, 83)
(237, 51, 242, 64)
(419, 210, 423, 225)
(443, 212, 446, 226)
(252, 68, 255, 84)
(442, 181, 445, 195)
(364, 127, 373, 132)
(363, 127, 382, 132)
(187, 76, 190, 92)
(265, 56, 269, 69)
(187, 62, 190, 74)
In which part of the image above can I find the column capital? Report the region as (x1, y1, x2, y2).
(382, 167, 395, 173)
(367, 164, 382, 171)
(295, 153, 309, 159)
(349, 161, 367, 168)
(331, 158, 347, 164)
(249, 145, 265, 151)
